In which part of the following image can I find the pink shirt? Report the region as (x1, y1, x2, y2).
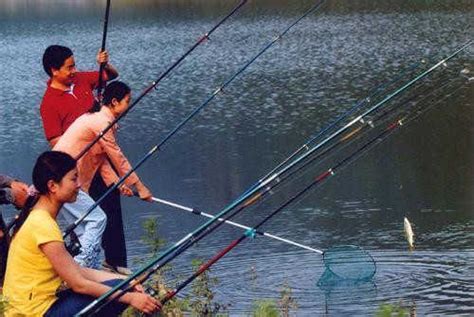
(53, 106, 139, 192)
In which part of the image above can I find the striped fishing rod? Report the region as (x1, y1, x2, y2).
(76, 39, 470, 315)
(75, 0, 248, 160)
(75, 1, 328, 315)
(156, 75, 470, 305)
(144, 195, 323, 254)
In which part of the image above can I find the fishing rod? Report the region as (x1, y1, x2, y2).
(157, 76, 470, 305)
(144, 195, 322, 254)
(76, 40, 470, 316)
(75, 0, 248, 160)
(95, 0, 112, 104)
(75, 1, 328, 315)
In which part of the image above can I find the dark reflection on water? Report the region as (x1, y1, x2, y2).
(0, 0, 473, 315)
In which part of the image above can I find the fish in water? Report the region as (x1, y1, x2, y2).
(404, 217, 415, 250)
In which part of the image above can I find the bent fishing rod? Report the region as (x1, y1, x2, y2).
(76, 39, 470, 316)
(75, 0, 248, 160)
(75, 1, 328, 315)
(155, 77, 471, 305)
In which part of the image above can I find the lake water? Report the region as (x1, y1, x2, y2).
(0, 0, 473, 315)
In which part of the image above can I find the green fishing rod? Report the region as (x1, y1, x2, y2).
(77, 38, 470, 316)
(75, 1, 328, 315)
(156, 74, 470, 305)
(75, 0, 248, 160)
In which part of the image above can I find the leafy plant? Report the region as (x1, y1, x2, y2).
(376, 303, 409, 317)
(252, 299, 279, 317)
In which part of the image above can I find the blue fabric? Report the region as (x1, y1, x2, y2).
(45, 279, 128, 317)
(61, 189, 107, 268)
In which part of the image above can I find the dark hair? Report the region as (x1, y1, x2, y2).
(103, 81, 131, 106)
(13, 151, 76, 236)
(33, 151, 76, 194)
(42, 45, 73, 77)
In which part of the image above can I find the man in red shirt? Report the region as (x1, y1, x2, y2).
(40, 45, 128, 270)
(40, 45, 118, 146)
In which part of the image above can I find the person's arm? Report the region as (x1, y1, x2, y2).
(99, 130, 152, 201)
(98, 161, 134, 197)
(97, 50, 118, 81)
(80, 266, 126, 282)
(40, 241, 160, 314)
(40, 103, 63, 147)
(0, 176, 28, 208)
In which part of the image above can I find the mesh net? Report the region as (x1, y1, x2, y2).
(318, 245, 376, 286)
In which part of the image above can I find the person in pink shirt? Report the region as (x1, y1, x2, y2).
(54, 81, 153, 272)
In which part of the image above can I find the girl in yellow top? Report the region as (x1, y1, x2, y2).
(3, 151, 160, 316)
